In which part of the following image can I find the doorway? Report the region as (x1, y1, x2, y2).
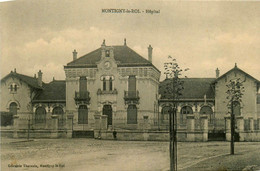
(103, 105, 112, 125)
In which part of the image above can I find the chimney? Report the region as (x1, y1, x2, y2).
(148, 45, 153, 63)
(124, 38, 127, 46)
(73, 49, 77, 60)
(38, 70, 43, 87)
(216, 68, 220, 78)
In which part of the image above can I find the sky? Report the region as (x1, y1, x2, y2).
(1, 0, 260, 82)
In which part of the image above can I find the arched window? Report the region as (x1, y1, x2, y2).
(103, 77, 106, 91)
(5, 102, 18, 126)
(180, 106, 193, 124)
(9, 102, 18, 115)
(233, 101, 241, 116)
(161, 106, 171, 122)
(200, 106, 213, 123)
(52, 107, 64, 127)
(109, 77, 113, 91)
(127, 105, 137, 124)
(78, 105, 88, 124)
(35, 107, 46, 124)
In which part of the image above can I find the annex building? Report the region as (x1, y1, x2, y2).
(1, 40, 260, 141)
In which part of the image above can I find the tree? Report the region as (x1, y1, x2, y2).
(164, 56, 189, 171)
(226, 78, 244, 155)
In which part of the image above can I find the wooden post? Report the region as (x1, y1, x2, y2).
(169, 108, 173, 171)
(230, 101, 235, 155)
(173, 107, 177, 171)
(27, 118, 30, 140)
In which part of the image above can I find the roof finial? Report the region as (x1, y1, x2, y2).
(124, 38, 127, 46)
(235, 63, 237, 68)
(14, 68, 16, 73)
(102, 39, 106, 46)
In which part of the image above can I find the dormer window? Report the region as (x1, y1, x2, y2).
(9, 83, 18, 93)
(105, 50, 110, 57)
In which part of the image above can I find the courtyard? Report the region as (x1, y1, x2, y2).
(1, 138, 260, 171)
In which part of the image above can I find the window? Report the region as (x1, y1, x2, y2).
(9, 83, 18, 93)
(103, 77, 106, 91)
(102, 76, 114, 91)
(79, 76, 87, 92)
(128, 75, 136, 97)
(127, 105, 137, 124)
(200, 106, 213, 123)
(180, 106, 193, 124)
(161, 106, 171, 121)
(78, 105, 88, 124)
(109, 77, 113, 91)
(233, 101, 241, 116)
(105, 50, 110, 57)
(5, 102, 18, 126)
(52, 107, 64, 127)
(35, 107, 46, 124)
(9, 102, 17, 116)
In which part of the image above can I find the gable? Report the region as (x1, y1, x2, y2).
(215, 66, 260, 84)
(1, 72, 43, 89)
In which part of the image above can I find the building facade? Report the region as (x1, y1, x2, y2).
(1, 40, 260, 141)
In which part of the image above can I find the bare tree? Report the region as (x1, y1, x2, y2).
(163, 56, 189, 171)
(226, 78, 244, 155)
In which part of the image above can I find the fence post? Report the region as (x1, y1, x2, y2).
(200, 115, 208, 141)
(236, 116, 244, 141)
(13, 115, 19, 138)
(248, 117, 254, 131)
(225, 116, 231, 141)
(101, 115, 108, 130)
(66, 114, 74, 138)
(94, 114, 101, 139)
(51, 115, 58, 138)
(186, 114, 195, 141)
(258, 118, 260, 130)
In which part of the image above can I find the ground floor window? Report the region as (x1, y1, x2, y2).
(127, 105, 137, 124)
(200, 106, 213, 123)
(35, 107, 46, 124)
(180, 106, 193, 124)
(52, 107, 64, 127)
(161, 106, 171, 122)
(78, 105, 88, 124)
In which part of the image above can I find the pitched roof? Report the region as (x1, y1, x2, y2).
(65, 45, 159, 71)
(1, 71, 43, 89)
(33, 80, 66, 102)
(159, 78, 216, 100)
(215, 65, 260, 83)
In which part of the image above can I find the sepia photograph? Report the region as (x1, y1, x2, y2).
(1, 0, 260, 170)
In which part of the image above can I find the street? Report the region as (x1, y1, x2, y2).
(1, 138, 260, 171)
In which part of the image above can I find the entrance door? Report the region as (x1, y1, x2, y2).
(103, 105, 112, 125)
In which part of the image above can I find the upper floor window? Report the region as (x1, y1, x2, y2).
(101, 76, 114, 91)
(105, 50, 110, 57)
(9, 83, 18, 93)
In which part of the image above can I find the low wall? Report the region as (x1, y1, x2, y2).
(94, 130, 207, 142)
(13, 129, 68, 138)
(239, 131, 260, 142)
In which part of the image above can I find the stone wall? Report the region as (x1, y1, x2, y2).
(94, 114, 208, 141)
(225, 116, 260, 142)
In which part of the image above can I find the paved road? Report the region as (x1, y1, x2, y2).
(1, 138, 260, 171)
